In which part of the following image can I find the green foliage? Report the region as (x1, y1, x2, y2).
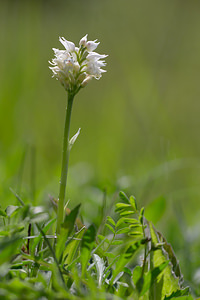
(0, 191, 194, 299)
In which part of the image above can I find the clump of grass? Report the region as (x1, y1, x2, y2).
(0, 190, 193, 299)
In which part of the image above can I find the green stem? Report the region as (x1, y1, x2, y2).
(57, 93, 74, 234)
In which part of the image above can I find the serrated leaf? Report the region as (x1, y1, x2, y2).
(105, 223, 115, 234)
(140, 261, 169, 296)
(107, 216, 115, 227)
(157, 231, 183, 280)
(164, 287, 190, 300)
(149, 222, 179, 299)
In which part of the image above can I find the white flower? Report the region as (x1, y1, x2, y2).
(49, 34, 107, 94)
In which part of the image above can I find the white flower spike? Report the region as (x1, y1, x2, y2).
(49, 34, 107, 94)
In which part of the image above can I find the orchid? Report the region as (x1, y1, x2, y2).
(49, 34, 107, 94)
(50, 35, 107, 234)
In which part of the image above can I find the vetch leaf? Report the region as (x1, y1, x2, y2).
(119, 191, 130, 204)
(116, 218, 125, 228)
(107, 216, 115, 227)
(129, 195, 137, 212)
(116, 228, 130, 235)
(105, 223, 115, 234)
(111, 240, 123, 245)
(115, 203, 132, 213)
(120, 211, 135, 216)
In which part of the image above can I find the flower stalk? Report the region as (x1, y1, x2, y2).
(57, 93, 74, 234)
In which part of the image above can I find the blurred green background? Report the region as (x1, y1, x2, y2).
(0, 0, 200, 287)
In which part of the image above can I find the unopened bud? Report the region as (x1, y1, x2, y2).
(81, 75, 93, 87)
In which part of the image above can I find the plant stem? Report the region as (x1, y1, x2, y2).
(57, 93, 74, 234)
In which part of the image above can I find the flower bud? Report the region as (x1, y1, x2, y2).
(79, 34, 88, 47)
(81, 75, 93, 87)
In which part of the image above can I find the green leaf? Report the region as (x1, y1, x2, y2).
(115, 203, 132, 212)
(110, 239, 145, 285)
(63, 204, 81, 234)
(0, 236, 23, 265)
(116, 227, 130, 235)
(123, 218, 139, 224)
(119, 191, 130, 204)
(64, 226, 86, 265)
(145, 196, 166, 224)
(149, 222, 179, 299)
(0, 209, 7, 217)
(132, 265, 143, 284)
(30, 218, 56, 256)
(111, 240, 123, 245)
(139, 261, 169, 296)
(116, 218, 125, 228)
(139, 207, 145, 224)
(107, 216, 115, 227)
(164, 287, 190, 300)
(129, 195, 137, 212)
(156, 231, 183, 280)
(5, 206, 20, 217)
(105, 223, 115, 234)
(80, 224, 96, 276)
(128, 231, 143, 237)
(56, 204, 81, 262)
